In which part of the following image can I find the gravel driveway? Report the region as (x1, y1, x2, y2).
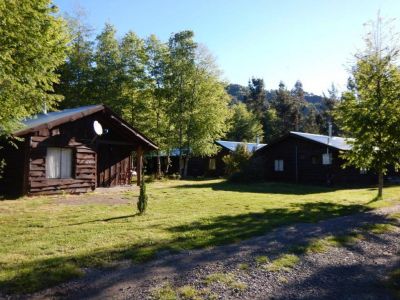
(10, 205, 400, 300)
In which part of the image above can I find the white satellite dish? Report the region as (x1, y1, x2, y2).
(93, 120, 103, 136)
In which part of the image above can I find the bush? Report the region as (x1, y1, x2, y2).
(222, 143, 252, 176)
(137, 177, 148, 215)
(228, 155, 266, 183)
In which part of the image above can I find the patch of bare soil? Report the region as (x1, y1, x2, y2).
(56, 186, 137, 205)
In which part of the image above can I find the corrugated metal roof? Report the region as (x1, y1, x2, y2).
(215, 140, 267, 152)
(290, 131, 352, 150)
(20, 105, 102, 132)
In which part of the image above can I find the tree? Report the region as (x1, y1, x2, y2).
(166, 32, 230, 177)
(137, 175, 148, 214)
(336, 16, 400, 199)
(92, 24, 123, 113)
(226, 102, 263, 142)
(245, 77, 267, 120)
(57, 8, 94, 109)
(0, 0, 69, 174)
(319, 83, 340, 135)
(0, 0, 69, 136)
(290, 80, 308, 131)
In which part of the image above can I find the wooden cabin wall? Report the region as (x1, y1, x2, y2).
(259, 136, 377, 186)
(28, 119, 97, 195)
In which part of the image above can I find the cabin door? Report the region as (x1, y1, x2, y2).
(97, 144, 117, 187)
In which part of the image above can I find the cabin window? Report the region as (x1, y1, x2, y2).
(274, 160, 284, 172)
(209, 158, 216, 170)
(46, 148, 73, 179)
(322, 153, 332, 165)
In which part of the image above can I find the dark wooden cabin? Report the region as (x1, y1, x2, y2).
(255, 131, 379, 186)
(0, 105, 157, 196)
(145, 140, 266, 177)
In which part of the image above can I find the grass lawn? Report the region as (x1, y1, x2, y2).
(0, 179, 399, 293)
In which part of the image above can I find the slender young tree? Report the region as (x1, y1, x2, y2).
(92, 24, 123, 113)
(57, 8, 94, 108)
(336, 16, 400, 199)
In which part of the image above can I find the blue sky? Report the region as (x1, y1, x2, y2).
(54, 0, 400, 95)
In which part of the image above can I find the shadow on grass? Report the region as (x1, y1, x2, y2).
(0, 201, 376, 295)
(49, 213, 140, 228)
(172, 180, 340, 195)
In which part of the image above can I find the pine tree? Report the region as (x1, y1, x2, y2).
(245, 78, 267, 120)
(137, 175, 148, 214)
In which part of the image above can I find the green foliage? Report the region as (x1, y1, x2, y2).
(245, 77, 267, 120)
(56, 9, 94, 109)
(137, 177, 148, 214)
(335, 17, 400, 198)
(222, 143, 252, 176)
(0, 0, 69, 137)
(226, 102, 263, 142)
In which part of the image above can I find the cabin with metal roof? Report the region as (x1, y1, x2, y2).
(0, 105, 157, 196)
(255, 131, 377, 185)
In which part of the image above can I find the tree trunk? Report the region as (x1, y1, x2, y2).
(164, 155, 171, 174)
(156, 151, 162, 179)
(378, 169, 383, 199)
(183, 156, 189, 177)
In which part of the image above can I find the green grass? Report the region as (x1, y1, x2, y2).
(255, 256, 270, 265)
(385, 269, 400, 299)
(151, 283, 177, 300)
(362, 223, 398, 234)
(204, 272, 247, 290)
(0, 179, 399, 293)
(266, 254, 300, 271)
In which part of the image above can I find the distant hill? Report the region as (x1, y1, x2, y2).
(226, 83, 324, 107)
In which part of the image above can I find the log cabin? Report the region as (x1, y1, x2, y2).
(255, 131, 388, 186)
(145, 140, 266, 177)
(0, 105, 157, 196)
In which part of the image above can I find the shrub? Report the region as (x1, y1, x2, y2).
(223, 143, 252, 176)
(137, 176, 148, 215)
(228, 155, 266, 183)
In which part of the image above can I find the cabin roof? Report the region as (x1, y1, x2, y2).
(215, 140, 267, 152)
(14, 104, 158, 150)
(290, 131, 352, 151)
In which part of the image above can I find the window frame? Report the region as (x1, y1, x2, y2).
(322, 153, 333, 165)
(46, 147, 74, 179)
(274, 159, 284, 172)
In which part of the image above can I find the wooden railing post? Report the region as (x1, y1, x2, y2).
(136, 145, 143, 186)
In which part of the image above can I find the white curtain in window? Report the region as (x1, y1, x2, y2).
(46, 148, 61, 179)
(61, 149, 72, 178)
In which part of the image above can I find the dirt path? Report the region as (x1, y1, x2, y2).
(21, 205, 400, 299)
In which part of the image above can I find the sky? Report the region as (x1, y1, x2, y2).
(53, 0, 400, 95)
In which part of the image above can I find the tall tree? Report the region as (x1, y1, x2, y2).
(57, 8, 94, 108)
(245, 77, 267, 120)
(0, 0, 69, 173)
(336, 16, 400, 198)
(226, 102, 263, 142)
(319, 83, 340, 135)
(92, 24, 123, 113)
(290, 80, 307, 131)
(136, 35, 171, 177)
(0, 0, 69, 135)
